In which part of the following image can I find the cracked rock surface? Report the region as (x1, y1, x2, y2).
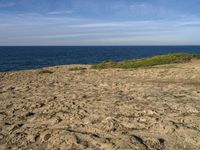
(0, 60, 200, 150)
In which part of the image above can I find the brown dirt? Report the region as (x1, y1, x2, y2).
(0, 60, 200, 150)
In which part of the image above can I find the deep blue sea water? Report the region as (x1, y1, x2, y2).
(0, 46, 200, 72)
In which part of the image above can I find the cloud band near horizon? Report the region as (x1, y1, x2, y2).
(0, 0, 200, 45)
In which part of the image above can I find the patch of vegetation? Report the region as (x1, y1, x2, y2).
(68, 67, 87, 71)
(91, 53, 200, 69)
(38, 69, 54, 74)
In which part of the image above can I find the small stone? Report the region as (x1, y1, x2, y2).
(26, 135, 35, 143)
(26, 112, 35, 117)
(82, 95, 87, 98)
(44, 134, 51, 141)
(8, 86, 15, 91)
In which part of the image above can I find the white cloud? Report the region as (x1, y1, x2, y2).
(68, 21, 154, 28)
(178, 21, 200, 26)
(47, 10, 73, 15)
(69, 23, 126, 28)
(0, 11, 200, 45)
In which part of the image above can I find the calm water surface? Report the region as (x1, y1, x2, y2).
(0, 46, 200, 72)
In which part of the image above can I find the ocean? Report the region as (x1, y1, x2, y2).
(0, 46, 200, 72)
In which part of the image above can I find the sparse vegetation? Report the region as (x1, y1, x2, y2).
(91, 53, 200, 69)
(38, 69, 54, 74)
(68, 67, 87, 71)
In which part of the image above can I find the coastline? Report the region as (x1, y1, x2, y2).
(1, 45, 200, 73)
(0, 60, 200, 149)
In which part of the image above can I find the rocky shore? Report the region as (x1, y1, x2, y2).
(0, 60, 200, 150)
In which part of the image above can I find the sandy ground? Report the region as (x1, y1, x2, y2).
(0, 60, 200, 150)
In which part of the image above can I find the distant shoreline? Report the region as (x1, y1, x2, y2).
(0, 53, 200, 73)
(1, 46, 200, 72)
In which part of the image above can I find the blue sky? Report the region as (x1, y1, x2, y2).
(0, 0, 200, 45)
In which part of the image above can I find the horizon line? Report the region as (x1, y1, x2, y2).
(1, 45, 200, 47)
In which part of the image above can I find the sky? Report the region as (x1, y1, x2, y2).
(0, 0, 200, 46)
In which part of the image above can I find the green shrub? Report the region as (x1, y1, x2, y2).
(38, 69, 54, 74)
(68, 67, 87, 71)
(91, 53, 200, 69)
